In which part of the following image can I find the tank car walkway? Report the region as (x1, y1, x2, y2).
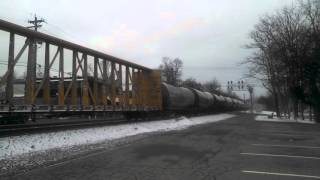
(3, 113, 320, 180)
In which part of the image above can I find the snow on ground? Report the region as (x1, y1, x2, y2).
(255, 111, 315, 124)
(0, 113, 235, 160)
(241, 110, 275, 115)
(241, 110, 315, 124)
(259, 111, 275, 115)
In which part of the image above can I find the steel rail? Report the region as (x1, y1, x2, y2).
(0, 19, 151, 71)
(0, 118, 129, 137)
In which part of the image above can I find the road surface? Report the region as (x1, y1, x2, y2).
(3, 113, 320, 180)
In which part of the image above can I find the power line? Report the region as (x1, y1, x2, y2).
(44, 22, 88, 46)
(0, 60, 72, 76)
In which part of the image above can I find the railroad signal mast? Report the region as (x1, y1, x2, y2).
(227, 80, 254, 113)
(227, 80, 246, 102)
(227, 80, 245, 91)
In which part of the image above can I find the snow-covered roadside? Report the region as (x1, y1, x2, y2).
(241, 110, 275, 115)
(255, 111, 315, 124)
(0, 113, 235, 161)
(241, 110, 315, 124)
(255, 115, 315, 124)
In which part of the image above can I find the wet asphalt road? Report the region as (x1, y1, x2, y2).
(3, 113, 320, 180)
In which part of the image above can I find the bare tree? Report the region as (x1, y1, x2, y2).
(159, 57, 183, 86)
(203, 78, 221, 93)
(181, 78, 203, 90)
(87, 64, 94, 77)
(300, 0, 320, 121)
(256, 94, 275, 111)
(243, 0, 320, 121)
(36, 64, 43, 78)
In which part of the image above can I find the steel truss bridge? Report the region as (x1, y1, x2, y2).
(0, 19, 162, 115)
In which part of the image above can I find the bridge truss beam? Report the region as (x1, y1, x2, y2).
(0, 19, 162, 114)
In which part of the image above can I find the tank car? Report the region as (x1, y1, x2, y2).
(203, 92, 214, 107)
(161, 83, 195, 111)
(191, 89, 214, 110)
(213, 94, 225, 105)
(224, 97, 233, 108)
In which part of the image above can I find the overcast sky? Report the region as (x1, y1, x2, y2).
(0, 0, 295, 96)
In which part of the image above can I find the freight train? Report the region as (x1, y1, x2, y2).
(0, 19, 247, 124)
(0, 75, 246, 124)
(124, 82, 246, 119)
(161, 83, 245, 112)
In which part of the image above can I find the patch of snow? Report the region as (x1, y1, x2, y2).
(255, 115, 315, 124)
(241, 110, 277, 116)
(0, 113, 235, 160)
(240, 110, 260, 114)
(259, 111, 276, 115)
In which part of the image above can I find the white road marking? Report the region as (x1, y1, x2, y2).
(262, 132, 307, 137)
(260, 130, 320, 137)
(240, 152, 320, 160)
(242, 170, 320, 179)
(252, 144, 320, 149)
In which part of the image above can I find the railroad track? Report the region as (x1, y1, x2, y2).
(0, 118, 130, 137)
(0, 112, 235, 137)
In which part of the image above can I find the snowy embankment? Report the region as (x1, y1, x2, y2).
(0, 113, 235, 160)
(255, 111, 315, 124)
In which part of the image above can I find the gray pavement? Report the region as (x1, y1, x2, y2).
(3, 113, 320, 180)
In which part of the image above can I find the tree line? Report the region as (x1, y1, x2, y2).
(244, 0, 320, 121)
(159, 57, 241, 100)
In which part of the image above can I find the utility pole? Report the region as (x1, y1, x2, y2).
(27, 15, 45, 32)
(27, 14, 45, 78)
(25, 15, 45, 108)
(247, 85, 254, 113)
